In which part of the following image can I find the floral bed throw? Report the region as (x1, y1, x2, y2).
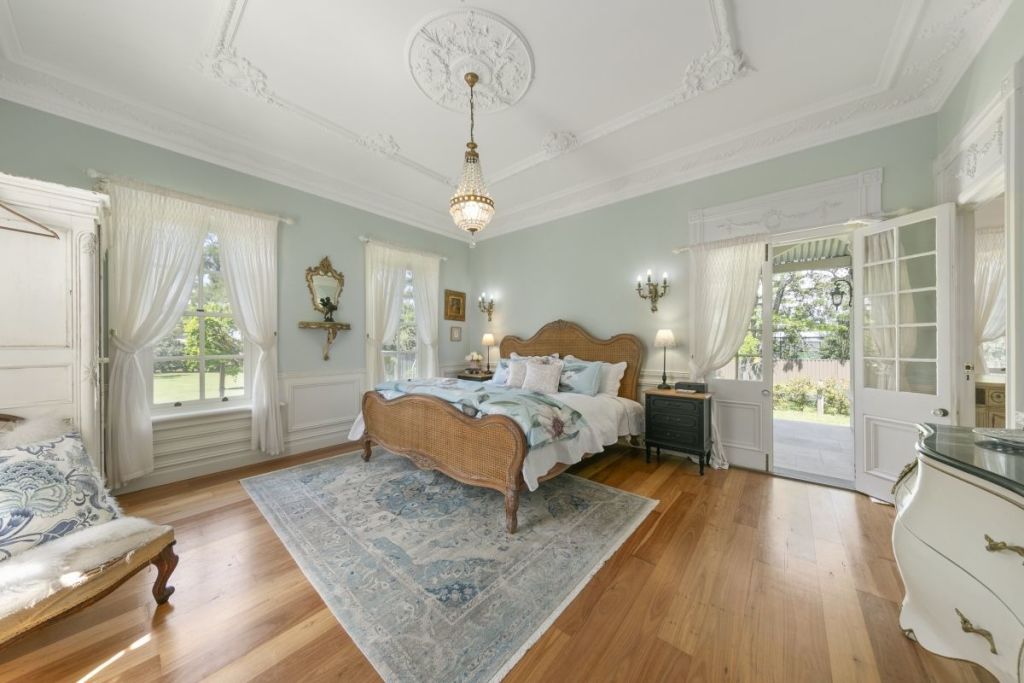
(0, 434, 121, 562)
(374, 378, 587, 449)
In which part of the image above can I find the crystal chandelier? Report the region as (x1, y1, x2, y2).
(449, 72, 494, 240)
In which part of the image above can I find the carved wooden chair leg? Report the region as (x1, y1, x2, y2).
(151, 541, 178, 605)
(504, 489, 521, 534)
(362, 438, 375, 462)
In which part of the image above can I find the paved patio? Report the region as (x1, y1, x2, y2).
(773, 418, 854, 485)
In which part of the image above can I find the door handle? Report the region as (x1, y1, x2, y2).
(931, 408, 949, 417)
(761, 389, 772, 397)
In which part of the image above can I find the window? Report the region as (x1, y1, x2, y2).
(982, 337, 1007, 374)
(382, 270, 417, 381)
(153, 233, 246, 407)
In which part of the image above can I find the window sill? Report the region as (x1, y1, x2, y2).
(152, 403, 253, 424)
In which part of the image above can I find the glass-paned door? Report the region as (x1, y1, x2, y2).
(853, 205, 953, 501)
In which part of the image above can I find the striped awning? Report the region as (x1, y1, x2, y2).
(773, 237, 851, 271)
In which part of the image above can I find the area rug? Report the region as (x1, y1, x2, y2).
(242, 449, 655, 682)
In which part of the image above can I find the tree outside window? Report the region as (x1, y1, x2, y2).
(382, 270, 417, 380)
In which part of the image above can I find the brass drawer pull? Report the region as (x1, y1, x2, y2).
(954, 608, 997, 655)
(984, 534, 1024, 563)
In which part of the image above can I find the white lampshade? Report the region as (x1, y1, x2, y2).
(481, 333, 496, 347)
(654, 329, 676, 348)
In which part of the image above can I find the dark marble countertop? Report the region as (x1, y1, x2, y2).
(916, 423, 1024, 499)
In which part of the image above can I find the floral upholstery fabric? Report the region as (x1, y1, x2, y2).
(0, 434, 120, 562)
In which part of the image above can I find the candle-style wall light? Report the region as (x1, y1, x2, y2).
(478, 292, 495, 322)
(636, 270, 668, 313)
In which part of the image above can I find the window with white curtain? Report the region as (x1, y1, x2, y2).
(152, 232, 248, 407)
(382, 269, 417, 381)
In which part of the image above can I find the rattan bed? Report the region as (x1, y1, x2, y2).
(360, 320, 644, 533)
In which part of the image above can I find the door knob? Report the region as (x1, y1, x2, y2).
(931, 408, 949, 417)
(761, 389, 772, 397)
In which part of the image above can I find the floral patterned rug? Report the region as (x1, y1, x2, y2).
(242, 449, 655, 682)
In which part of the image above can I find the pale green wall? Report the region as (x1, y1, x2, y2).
(467, 116, 939, 374)
(937, 0, 1024, 150)
(0, 99, 471, 375)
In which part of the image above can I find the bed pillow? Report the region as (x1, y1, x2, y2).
(510, 352, 560, 363)
(505, 359, 528, 388)
(489, 358, 511, 385)
(0, 433, 121, 562)
(522, 359, 564, 394)
(599, 361, 628, 396)
(558, 359, 604, 396)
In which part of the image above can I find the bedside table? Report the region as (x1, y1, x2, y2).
(457, 371, 493, 382)
(644, 389, 712, 475)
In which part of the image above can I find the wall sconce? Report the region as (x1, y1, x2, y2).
(478, 292, 495, 322)
(830, 278, 852, 310)
(636, 270, 668, 313)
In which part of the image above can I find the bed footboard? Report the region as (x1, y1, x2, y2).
(360, 391, 529, 533)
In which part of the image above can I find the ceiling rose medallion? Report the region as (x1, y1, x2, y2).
(407, 8, 534, 113)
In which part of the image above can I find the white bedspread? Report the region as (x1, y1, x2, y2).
(347, 391, 644, 491)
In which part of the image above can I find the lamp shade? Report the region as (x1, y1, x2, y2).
(654, 329, 676, 348)
(481, 333, 496, 347)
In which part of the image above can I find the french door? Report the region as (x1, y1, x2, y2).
(708, 253, 774, 471)
(852, 205, 954, 500)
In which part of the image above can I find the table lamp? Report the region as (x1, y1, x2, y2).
(481, 333, 496, 372)
(654, 329, 676, 389)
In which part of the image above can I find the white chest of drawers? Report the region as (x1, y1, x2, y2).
(893, 425, 1024, 683)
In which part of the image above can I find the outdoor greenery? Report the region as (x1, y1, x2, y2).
(772, 377, 851, 416)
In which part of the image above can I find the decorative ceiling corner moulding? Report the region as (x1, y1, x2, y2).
(407, 8, 534, 114)
(487, 0, 747, 184)
(201, 0, 450, 186)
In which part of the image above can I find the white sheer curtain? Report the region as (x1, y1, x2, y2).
(688, 234, 766, 469)
(107, 184, 207, 488)
(364, 243, 407, 387)
(409, 252, 441, 379)
(975, 227, 1007, 372)
(216, 209, 283, 454)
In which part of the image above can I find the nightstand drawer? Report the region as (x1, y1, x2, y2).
(649, 411, 698, 430)
(647, 396, 699, 415)
(647, 426, 703, 449)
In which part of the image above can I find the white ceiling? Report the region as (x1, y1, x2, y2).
(0, 0, 1010, 242)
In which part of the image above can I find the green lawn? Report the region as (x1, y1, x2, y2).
(773, 409, 850, 426)
(154, 372, 244, 404)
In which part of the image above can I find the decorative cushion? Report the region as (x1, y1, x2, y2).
(489, 358, 511, 385)
(510, 352, 560, 363)
(599, 361, 628, 396)
(0, 434, 121, 563)
(522, 359, 564, 394)
(505, 359, 528, 388)
(558, 359, 604, 396)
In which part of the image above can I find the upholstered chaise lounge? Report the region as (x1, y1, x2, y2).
(0, 414, 178, 646)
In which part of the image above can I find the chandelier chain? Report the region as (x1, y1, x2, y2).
(469, 82, 475, 144)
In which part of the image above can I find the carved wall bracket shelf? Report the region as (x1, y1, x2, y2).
(298, 321, 351, 361)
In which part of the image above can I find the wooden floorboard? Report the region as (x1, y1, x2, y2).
(0, 445, 995, 682)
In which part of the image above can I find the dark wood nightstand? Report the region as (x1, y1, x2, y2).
(644, 389, 712, 475)
(457, 371, 493, 382)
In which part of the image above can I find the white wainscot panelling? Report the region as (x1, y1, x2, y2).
(0, 365, 72, 407)
(863, 415, 919, 482)
(282, 371, 364, 454)
(716, 400, 761, 449)
(0, 230, 70, 348)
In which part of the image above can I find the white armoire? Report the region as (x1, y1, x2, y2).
(0, 171, 107, 471)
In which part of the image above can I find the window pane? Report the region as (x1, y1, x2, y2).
(863, 327, 894, 358)
(202, 272, 231, 313)
(207, 359, 244, 399)
(898, 220, 936, 257)
(863, 264, 894, 294)
(864, 230, 893, 263)
(899, 326, 937, 359)
(864, 360, 896, 390)
(898, 254, 935, 290)
(203, 316, 243, 356)
(203, 233, 221, 272)
(900, 361, 937, 395)
(982, 337, 1007, 373)
(899, 290, 936, 324)
(154, 361, 201, 404)
(864, 295, 895, 325)
(186, 274, 201, 312)
(155, 318, 194, 358)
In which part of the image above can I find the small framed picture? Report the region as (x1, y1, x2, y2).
(449, 325, 462, 342)
(444, 289, 466, 321)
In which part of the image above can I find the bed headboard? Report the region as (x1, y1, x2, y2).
(498, 320, 645, 402)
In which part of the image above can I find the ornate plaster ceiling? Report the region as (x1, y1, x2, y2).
(0, 0, 1011, 242)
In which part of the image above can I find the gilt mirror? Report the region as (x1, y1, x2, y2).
(305, 257, 344, 320)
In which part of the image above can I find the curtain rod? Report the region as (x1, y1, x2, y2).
(672, 220, 872, 254)
(86, 169, 295, 225)
(358, 235, 448, 261)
